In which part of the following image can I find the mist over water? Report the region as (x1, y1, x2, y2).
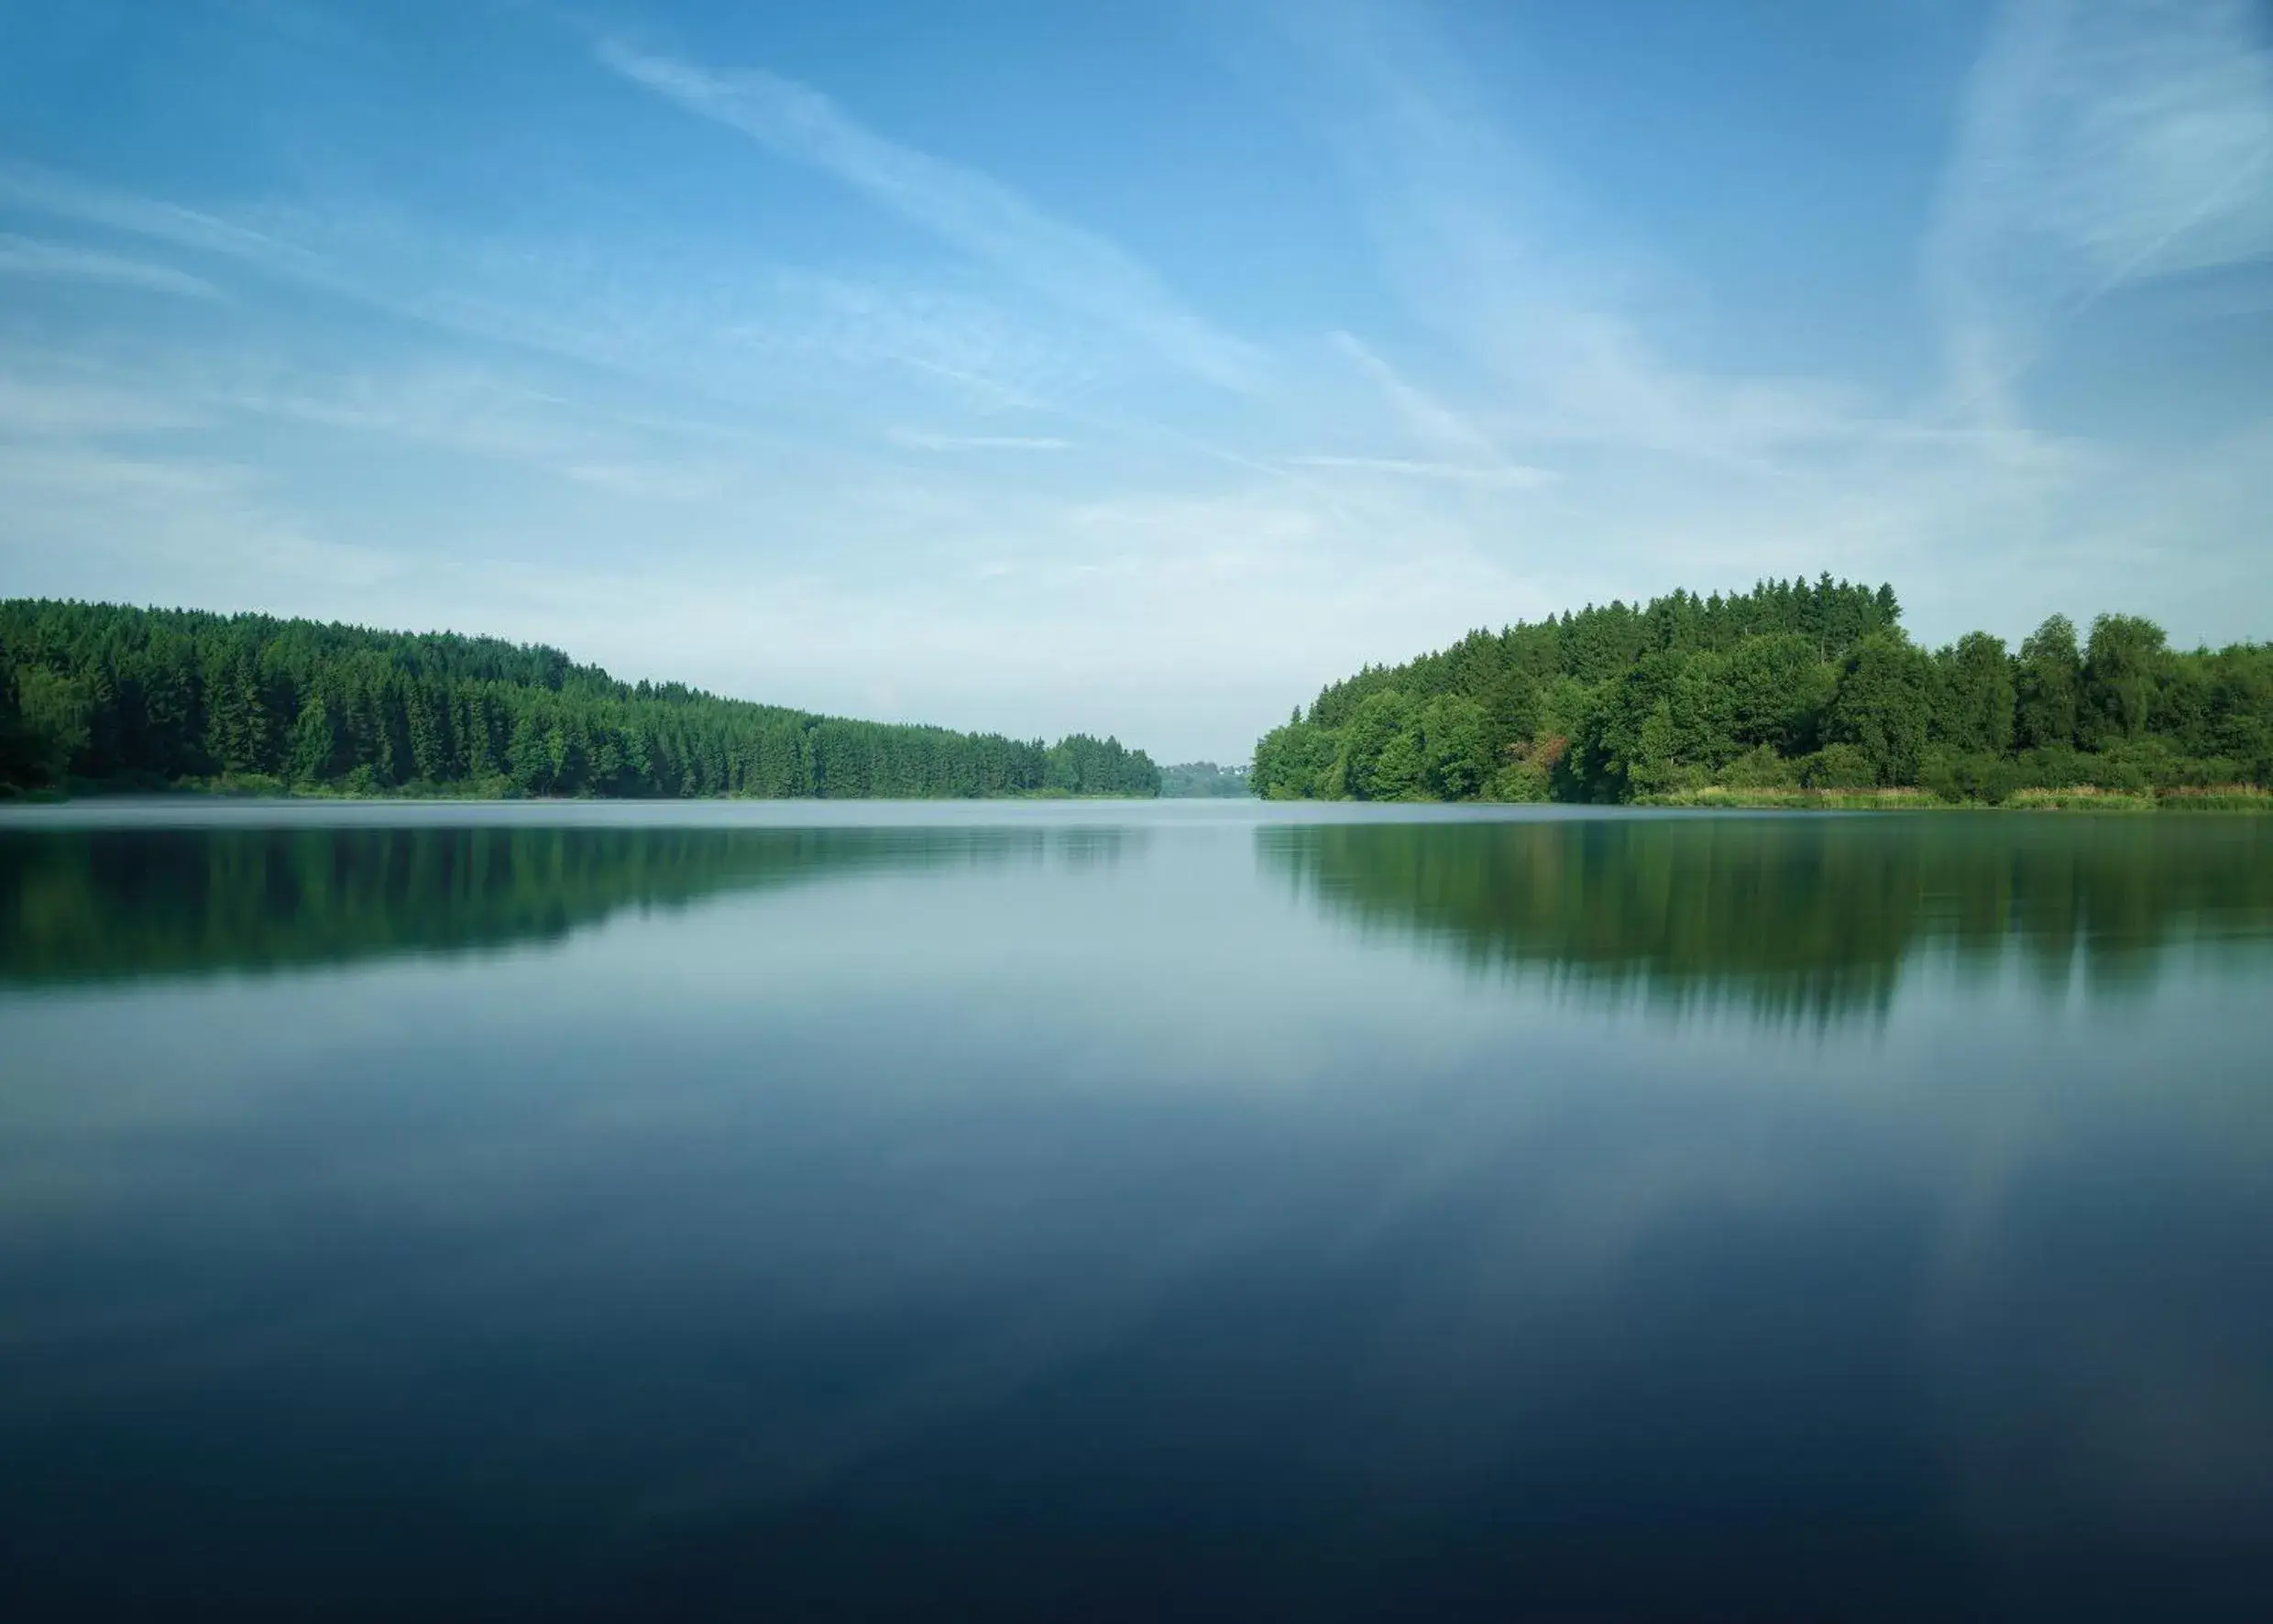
(3, 802, 2268, 1620)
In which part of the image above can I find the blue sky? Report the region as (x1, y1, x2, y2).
(2, 0, 2269, 762)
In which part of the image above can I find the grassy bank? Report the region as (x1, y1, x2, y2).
(1638, 785, 2272, 812)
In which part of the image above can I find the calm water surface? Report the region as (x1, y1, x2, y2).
(3, 801, 2269, 1621)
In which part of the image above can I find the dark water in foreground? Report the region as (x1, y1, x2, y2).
(3, 802, 2269, 1621)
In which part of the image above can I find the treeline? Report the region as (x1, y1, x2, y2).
(1158, 761, 1254, 798)
(0, 600, 1159, 799)
(1250, 575, 2273, 804)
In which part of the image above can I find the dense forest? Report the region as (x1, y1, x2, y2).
(0, 600, 1159, 799)
(1158, 761, 1255, 798)
(1249, 576, 2273, 805)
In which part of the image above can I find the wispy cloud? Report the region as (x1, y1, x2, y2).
(213, 365, 766, 502)
(558, 460, 736, 502)
(0, 363, 210, 436)
(0, 161, 1065, 422)
(0, 436, 407, 601)
(1285, 455, 1554, 488)
(726, 272, 1079, 410)
(5, 3, 2266, 763)
(1327, 330, 1517, 468)
(1285, 16, 1863, 472)
(0, 233, 222, 299)
(594, 38, 1262, 392)
(1927, 0, 2273, 420)
(890, 430, 1071, 453)
(1220, 0, 2273, 657)
(0, 162, 314, 275)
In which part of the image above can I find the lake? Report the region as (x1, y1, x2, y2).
(2, 801, 2268, 1621)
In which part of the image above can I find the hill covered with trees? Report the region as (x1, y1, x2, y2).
(1249, 576, 2272, 806)
(0, 600, 1159, 800)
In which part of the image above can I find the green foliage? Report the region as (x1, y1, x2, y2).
(0, 599, 1158, 800)
(1798, 743, 1877, 789)
(8, 665, 93, 790)
(287, 695, 347, 786)
(1306, 573, 1897, 733)
(2081, 613, 2168, 748)
(1934, 631, 2016, 756)
(1158, 761, 1253, 797)
(1721, 743, 1798, 790)
(1483, 731, 1565, 803)
(1249, 717, 1340, 800)
(0, 678, 20, 794)
(1415, 694, 1496, 800)
(1483, 668, 1542, 751)
(1259, 576, 2270, 807)
(1826, 632, 1934, 786)
(1484, 760, 1554, 802)
(1728, 632, 1830, 755)
(1921, 747, 2022, 806)
(1333, 689, 1420, 801)
(1367, 726, 1430, 801)
(2015, 615, 2082, 749)
(1042, 734, 1158, 796)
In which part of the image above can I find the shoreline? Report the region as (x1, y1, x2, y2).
(1631, 785, 2271, 812)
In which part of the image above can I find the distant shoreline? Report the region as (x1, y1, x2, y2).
(2, 600, 1164, 801)
(12, 781, 2268, 814)
(1631, 785, 2272, 812)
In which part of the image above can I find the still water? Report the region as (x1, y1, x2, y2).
(2, 802, 2268, 1621)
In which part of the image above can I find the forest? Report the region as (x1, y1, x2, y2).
(1158, 761, 1255, 798)
(0, 600, 1159, 799)
(1249, 576, 2273, 806)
